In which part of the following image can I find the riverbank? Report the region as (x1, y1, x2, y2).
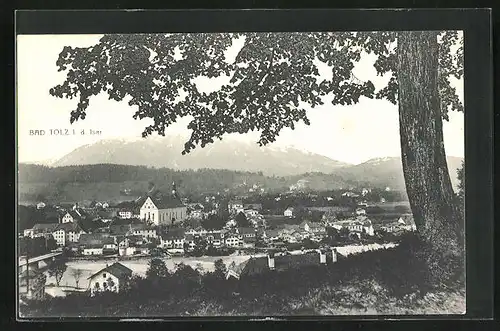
(43, 242, 397, 295)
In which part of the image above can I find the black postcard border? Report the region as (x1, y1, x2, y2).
(7, 7, 495, 326)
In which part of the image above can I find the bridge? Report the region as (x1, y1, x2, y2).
(18, 251, 62, 273)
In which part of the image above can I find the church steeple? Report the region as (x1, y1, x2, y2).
(172, 181, 178, 198)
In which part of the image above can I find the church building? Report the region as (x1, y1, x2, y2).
(139, 183, 188, 226)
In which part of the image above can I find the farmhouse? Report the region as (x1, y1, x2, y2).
(284, 207, 294, 217)
(88, 262, 132, 296)
(139, 183, 187, 226)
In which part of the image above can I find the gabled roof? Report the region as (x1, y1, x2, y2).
(79, 233, 111, 246)
(32, 223, 59, 232)
(102, 237, 116, 245)
(54, 222, 84, 233)
(308, 222, 325, 229)
(130, 223, 154, 231)
(125, 235, 143, 243)
(141, 192, 185, 209)
(264, 229, 281, 237)
(109, 224, 132, 236)
(244, 203, 262, 209)
(239, 251, 336, 277)
(162, 229, 186, 240)
(88, 262, 132, 280)
(206, 232, 223, 240)
(243, 236, 257, 243)
(237, 227, 255, 235)
(98, 210, 115, 219)
(67, 209, 87, 220)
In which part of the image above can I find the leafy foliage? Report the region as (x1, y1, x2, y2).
(47, 256, 68, 287)
(146, 258, 169, 280)
(18, 236, 58, 256)
(50, 32, 462, 154)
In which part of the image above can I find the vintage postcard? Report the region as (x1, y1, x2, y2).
(16, 28, 467, 318)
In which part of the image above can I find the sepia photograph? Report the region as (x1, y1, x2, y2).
(16, 27, 468, 318)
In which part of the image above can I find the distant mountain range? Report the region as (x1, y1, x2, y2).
(335, 156, 464, 190)
(52, 136, 349, 176)
(42, 136, 462, 190)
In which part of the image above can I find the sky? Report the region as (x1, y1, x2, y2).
(16, 33, 464, 165)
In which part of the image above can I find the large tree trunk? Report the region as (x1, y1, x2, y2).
(396, 31, 464, 257)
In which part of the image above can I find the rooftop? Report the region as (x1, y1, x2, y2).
(240, 250, 342, 277)
(140, 191, 185, 209)
(32, 223, 59, 231)
(162, 229, 186, 240)
(88, 262, 132, 280)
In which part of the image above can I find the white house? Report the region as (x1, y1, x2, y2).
(52, 228, 66, 247)
(356, 208, 367, 216)
(83, 246, 103, 256)
(284, 207, 294, 217)
(36, 202, 46, 210)
(206, 232, 224, 247)
(88, 262, 132, 296)
(118, 209, 133, 219)
(129, 224, 157, 239)
(52, 222, 86, 246)
(61, 209, 86, 224)
(225, 235, 242, 248)
(23, 229, 33, 238)
(244, 209, 259, 217)
(139, 184, 187, 226)
(160, 229, 185, 249)
(397, 216, 417, 232)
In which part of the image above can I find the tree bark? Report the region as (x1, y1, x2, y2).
(396, 31, 464, 256)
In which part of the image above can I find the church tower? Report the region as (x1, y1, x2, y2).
(172, 182, 178, 198)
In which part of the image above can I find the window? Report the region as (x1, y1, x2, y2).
(95, 282, 100, 288)
(103, 273, 106, 278)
